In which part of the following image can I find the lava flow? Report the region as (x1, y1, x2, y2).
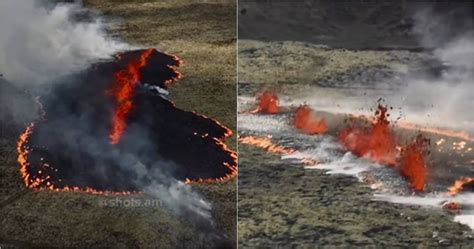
(16, 48, 237, 194)
(400, 135, 429, 191)
(238, 135, 294, 154)
(338, 104, 398, 166)
(108, 48, 154, 145)
(293, 105, 327, 135)
(250, 90, 279, 114)
(448, 177, 474, 196)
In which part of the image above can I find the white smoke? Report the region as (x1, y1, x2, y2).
(397, 7, 474, 131)
(0, 0, 129, 85)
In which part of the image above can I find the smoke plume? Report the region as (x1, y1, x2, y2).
(0, 0, 129, 85)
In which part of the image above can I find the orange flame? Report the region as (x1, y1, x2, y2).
(339, 104, 398, 166)
(250, 91, 279, 114)
(293, 105, 327, 135)
(400, 135, 428, 192)
(448, 177, 474, 196)
(238, 135, 294, 154)
(108, 48, 154, 144)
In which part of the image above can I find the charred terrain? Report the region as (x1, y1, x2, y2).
(238, 1, 474, 248)
(0, 0, 236, 248)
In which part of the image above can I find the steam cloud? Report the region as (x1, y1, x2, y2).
(397, 5, 474, 132)
(0, 0, 215, 226)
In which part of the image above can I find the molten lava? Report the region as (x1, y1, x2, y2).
(338, 104, 398, 166)
(251, 91, 279, 114)
(238, 135, 294, 154)
(293, 105, 327, 135)
(400, 135, 429, 191)
(448, 177, 474, 196)
(108, 48, 154, 145)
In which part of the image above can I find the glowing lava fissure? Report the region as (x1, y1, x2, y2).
(16, 48, 237, 194)
(293, 105, 327, 135)
(109, 48, 154, 144)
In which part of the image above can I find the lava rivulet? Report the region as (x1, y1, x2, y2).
(293, 105, 327, 135)
(238, 135, 294, 154)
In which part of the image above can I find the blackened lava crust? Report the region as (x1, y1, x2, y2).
(22, 49, 236, 192)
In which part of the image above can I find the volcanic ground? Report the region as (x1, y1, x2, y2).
(238, 1, 474, 247)
(0, 0, 236, 248)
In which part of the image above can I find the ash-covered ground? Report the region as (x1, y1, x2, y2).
(0, 0, 236, 248)
(238, 1, 474, 248)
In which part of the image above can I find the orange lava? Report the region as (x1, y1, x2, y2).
(400, 135, 428, 192)
(397, 122, 474, 142)
(17, 123, 35, 187)
(293, 105, 327, 135)
(185, 162, 237, 185)
(338, 104, 398, 166)
(251, 91, 279, 114)
(442, 201, 460, 211)
(238, 135, 294, 154)
(109, 48, 154, 144)
(448, 177, 474, 196)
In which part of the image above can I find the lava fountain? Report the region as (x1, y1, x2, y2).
(292, 105, 327, 135)
(400, 135, 429, 191)
(250, 90, 279, 114)
(338, 104, 398, 166)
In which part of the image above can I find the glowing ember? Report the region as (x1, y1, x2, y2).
(448, 177, 474, 196)
(338, 104, 397, 166)
(238, 135, 294, 154)
(400, 135, 429, 192)
(251, 91, 279, 114)
(108, 48, 154, 144)
(293, 105, 327, 135)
